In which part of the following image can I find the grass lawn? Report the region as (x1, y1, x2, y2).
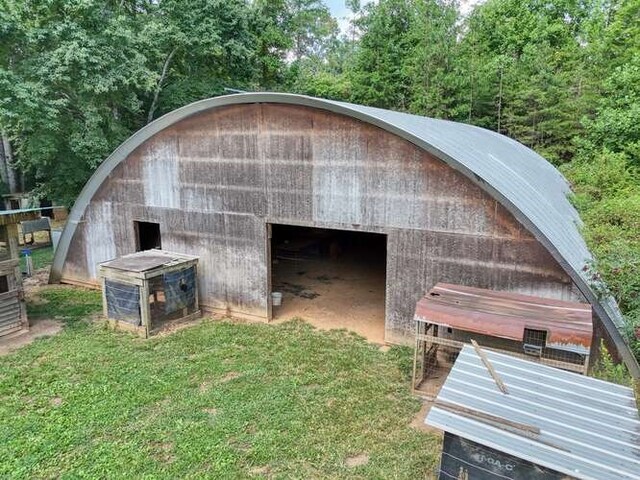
(0, 287, 439, 478)
(19, 246, 55, 272)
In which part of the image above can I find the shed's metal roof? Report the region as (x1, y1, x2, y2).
(415, 283, 593, 353)
(426, 344, 640, 479)
(49, 92, 639, 376)
(100, 250, 198, 273)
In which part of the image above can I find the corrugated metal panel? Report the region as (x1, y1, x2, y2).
(0, 293, 21, 337)
(415, 283, 593, 350)
(101, 250, 197, 273)
(49, 92, 639, 376)
(426, 344, 640, 479)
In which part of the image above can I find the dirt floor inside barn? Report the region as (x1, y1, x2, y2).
(271, 256, 386, 344)
(270, 225, 388, 345)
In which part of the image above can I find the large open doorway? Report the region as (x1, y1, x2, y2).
(269, 224, 387, 343)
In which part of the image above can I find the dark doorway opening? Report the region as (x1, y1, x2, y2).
(134, 221, 161, 251)
(269, 224, 387, 343)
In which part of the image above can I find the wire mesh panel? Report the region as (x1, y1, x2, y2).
(100, 250, 200, 337)
(413, 319, 590, 400)
(105, 280, 141, 325)
(147, 266, 198, 330)
(163, 266, 197, 315)
(413, 322, 463, 399)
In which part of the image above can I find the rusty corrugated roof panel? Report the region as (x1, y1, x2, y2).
(415, 283, 592, 349)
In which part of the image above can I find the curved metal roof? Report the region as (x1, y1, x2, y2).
(49, 92, 639, 376)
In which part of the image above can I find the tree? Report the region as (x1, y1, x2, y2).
(141, 0, 258, 121)
(459, 0, 591, 163)
(349, 0, 419, 110)
(405, 0, 462, 119)
(0, 0, 154, 205)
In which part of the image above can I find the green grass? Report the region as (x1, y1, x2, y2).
(0, 287, 439, 478)
(19, 246, 54, 271)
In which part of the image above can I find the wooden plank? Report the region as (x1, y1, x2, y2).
(435, 399, 539, 435)
(140, 282, 150, 338)
(471, 339, 509, 395)
(434, 400, 571, 452)
(0, 321, 23, 336)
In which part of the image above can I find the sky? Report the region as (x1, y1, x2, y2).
(325, 0, 486, 35)
(325, 0, 374, 35)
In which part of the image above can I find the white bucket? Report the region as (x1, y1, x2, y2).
(52, 229, 62, 252)
(271, 292, 282, 306)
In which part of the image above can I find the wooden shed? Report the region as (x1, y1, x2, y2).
(99, 250, 200, 337)
(0, 209, 39, 337)
(48, 93, 639, 376)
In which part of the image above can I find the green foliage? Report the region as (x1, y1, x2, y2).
(580, 56, 640, 167)
(0, 0, 155, 205)
(459, 0, 591, 163)
(349, 0, 420, 110)
(0, 0, 334, 205)
(563, 150, 640, 361)
(592, 340, 633, 386)
(0, 287, 439, 478)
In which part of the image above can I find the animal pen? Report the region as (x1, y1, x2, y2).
(426, 344, 640, 479)
(99, 250, 200, 337)
(412, 283, 593, 399)
(0, 209, 39, 337)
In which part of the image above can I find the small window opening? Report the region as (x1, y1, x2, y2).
(523, 328, 547, 356)
(0, 275, 8, 294)
(134, 221, 161, 251)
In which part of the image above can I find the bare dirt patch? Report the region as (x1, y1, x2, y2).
(410, 401, 442, 435)
(23, 267, 52, 289)
(220, 371, 241, 383)
(249, 465, 271, 477)
(345, 453, 370, 468)
(228, 437, 252, 453)
(0, 318, 63, 356)
(150, 441, 175, 464)
(50, 396, 63, 407)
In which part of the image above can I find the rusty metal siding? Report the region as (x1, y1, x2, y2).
(60, 103, 584, 340)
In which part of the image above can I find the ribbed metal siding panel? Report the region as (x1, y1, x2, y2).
(0, 292, 21, 336)
(426, 345, 640, 480)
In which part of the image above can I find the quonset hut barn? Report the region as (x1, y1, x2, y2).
(49, 93, 639, 376)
